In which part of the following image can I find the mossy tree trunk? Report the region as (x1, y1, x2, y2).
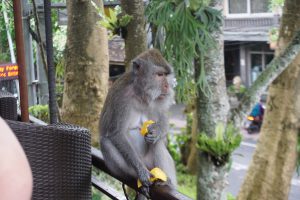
(120, 0, 147, 70)
(195, 1, 231, 199)
(186, 107, 198, 174)
(187, 0, 300, 178)
(237, 1, 300, 199)
(62, 0, 109, 147)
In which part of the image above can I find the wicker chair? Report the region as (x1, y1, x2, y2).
(7, 120, 91, 200)
(0, 90, 17, 120)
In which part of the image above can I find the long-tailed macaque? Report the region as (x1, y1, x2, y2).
(100, 49, 177, 198)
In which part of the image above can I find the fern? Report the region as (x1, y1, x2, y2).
(197, 123, 242, 166)
(92, 4, 132, 38)
(145, 0, 222, 101)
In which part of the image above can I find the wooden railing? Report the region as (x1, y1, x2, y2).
(91, 147, 192, 200)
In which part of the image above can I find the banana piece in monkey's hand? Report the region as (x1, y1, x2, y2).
(140, 120, 155, 136)
(137, 167, 167, 188)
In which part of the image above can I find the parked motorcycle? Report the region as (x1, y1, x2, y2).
(245, 102, 265, 134)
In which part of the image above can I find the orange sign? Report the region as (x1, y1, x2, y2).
(0, 63, 19, 80)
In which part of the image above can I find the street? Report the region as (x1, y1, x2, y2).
(227, 137, 300, 200)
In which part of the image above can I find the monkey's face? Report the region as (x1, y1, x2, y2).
(132, 49, 175, 105)
(153, 67, 172, 100)
(143, 65, 175, 105)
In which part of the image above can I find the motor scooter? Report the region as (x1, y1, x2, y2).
(245, 103, 265, 134)
(246, 115, 263, 133)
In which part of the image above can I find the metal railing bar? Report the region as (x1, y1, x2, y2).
(92, 176, 126, 200)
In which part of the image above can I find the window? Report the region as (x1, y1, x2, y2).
(250, 54, 262, 82)
(228, 0, 271, 15)
(250, 52, 273, 82)
(229, 0, 247, 14)
(251, 0, 269, 13)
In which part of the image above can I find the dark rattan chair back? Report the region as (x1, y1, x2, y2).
(0, 91, 17, 120)
(7, 120, 91, 200)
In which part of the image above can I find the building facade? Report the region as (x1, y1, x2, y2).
(223, 0, 281, 87)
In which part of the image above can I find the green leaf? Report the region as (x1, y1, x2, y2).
(197, 123, 242, 166)
(119, 15, 133, 27)
(108, 8, 118, 24)
(215, 123, 225, 141)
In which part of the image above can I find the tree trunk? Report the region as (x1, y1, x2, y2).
(237, 0, 300, 199)
(196, 0, 230, 199)
(62, 0, 109, 147)
(120, 0, 147, 69)
(187, 108, 198, 174)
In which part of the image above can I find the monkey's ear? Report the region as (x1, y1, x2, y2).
(132, 58, 145, 75)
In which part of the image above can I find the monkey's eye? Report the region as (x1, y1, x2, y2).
(157, 72, 165, 77)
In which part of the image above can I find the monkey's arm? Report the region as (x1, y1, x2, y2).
(106, 117, 153, 187)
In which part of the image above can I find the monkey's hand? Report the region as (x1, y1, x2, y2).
(137, 168, 153, 197)
(137, 168, 153, 187)
(144, 123, 161, 144)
